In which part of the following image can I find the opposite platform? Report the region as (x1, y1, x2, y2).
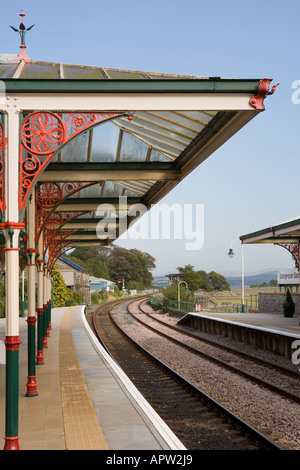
(0, 305, 185, 451)
(191, 311, 300, 338)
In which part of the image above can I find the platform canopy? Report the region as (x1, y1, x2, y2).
(240, 216, 300, 268)
(0, 52, 279, 262)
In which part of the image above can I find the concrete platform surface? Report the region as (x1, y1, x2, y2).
(0, 305, 184, 451)
(196, 311, 300, 338)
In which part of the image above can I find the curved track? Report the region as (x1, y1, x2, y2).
(89, 298, 282, 451)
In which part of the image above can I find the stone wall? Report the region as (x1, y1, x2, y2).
(258, 292, 300, 315)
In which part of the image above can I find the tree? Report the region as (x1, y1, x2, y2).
(208, 271, 230, 291)
(67, 247, 110, 279)
(67, 244, 156, 290)
(177, 264, 230, 292)
(108, 246, 155, 289)
(162, 284, 194, 302)
(177, 265, 212, 292)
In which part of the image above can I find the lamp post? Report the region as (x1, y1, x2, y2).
(228, 239, 245, 313)
(178, 281, 188, 311)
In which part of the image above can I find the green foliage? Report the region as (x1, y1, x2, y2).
(68, 250, 110, 279)
(208, 271, 231, 291)
(108, 246, 155, 288)
(91, 292, 100, 304)
(113, 285, 122, 298)
(177, 264, 230, 292)
(283, 288, 295, 317)
(67, 245, 155, 290)
(52, 263, 83, 307)
(284, 288, 294, 305)
(126, 280, 144, 291)
(162, 284, 194, 302)
(91, 286, 123, 305)
(65, 289, 83, 306)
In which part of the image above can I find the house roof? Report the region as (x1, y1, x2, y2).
(240, 216, 300, 245)
(58, 256, 84, 272)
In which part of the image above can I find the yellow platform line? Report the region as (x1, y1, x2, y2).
(59, 307, 108, 450)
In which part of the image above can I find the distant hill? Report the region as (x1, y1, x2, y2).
(153, 270, 279, 289)
(225, 271, 278, 287)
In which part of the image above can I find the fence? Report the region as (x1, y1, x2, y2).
(210, 294, 258, 313)
(151, 294, 258, 314)
(150, 296, 202, 314)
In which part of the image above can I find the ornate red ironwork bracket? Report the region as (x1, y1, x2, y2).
(35, 181, 95, 242)
(19, 111, 125, 213)
(249, 78, 279, 110)
(277, 243, 299, 268)
(48, 239, 76, 271)
(43, 225, 81, 258)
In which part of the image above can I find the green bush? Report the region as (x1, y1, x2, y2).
(52, 263, 83, 307)
(52, 263, 70, 307)
(283, 288, 295, 317)
(91, 289, 109, 305)
(65, 288, 83, 306)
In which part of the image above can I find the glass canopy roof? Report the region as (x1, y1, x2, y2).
(0, 54, 208, 80)
(0, 53, 267, 251)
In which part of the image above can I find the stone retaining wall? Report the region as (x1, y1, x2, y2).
(258, 292, 300, 315)
(178, 313, 297, 358)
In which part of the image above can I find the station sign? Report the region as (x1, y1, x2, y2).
(277, 269, 300, 285)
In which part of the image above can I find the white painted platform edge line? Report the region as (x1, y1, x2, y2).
(80, 306, 186, 451)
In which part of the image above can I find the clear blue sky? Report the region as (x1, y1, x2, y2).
(1, 0, 300, 277)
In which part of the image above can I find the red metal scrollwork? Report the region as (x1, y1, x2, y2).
(249, 78, 279, 110)
(277, 243, 299, 268)
(42, 212, 84, 252)
(19, 111, 123, 212)
(35, 181, 93, 242)
(21, 112, 65, 156)
(36, 182, 63, 208)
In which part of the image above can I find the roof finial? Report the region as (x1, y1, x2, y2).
(10, 9, 35, 63)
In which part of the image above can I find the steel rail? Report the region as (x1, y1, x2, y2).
(126, 300, 300, 405)
(98, 298, 282, 450)
(139, 299, 299, 378)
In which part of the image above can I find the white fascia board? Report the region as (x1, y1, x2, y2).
(1, 92, 256, 112)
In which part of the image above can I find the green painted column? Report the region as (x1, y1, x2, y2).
(4, 336, 21, 450)
(2, 108, 22, 450)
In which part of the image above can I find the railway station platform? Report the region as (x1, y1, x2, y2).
(184, 311, 300, 337)
(178, 310, 300, 361)
(0, 305, 185, 451)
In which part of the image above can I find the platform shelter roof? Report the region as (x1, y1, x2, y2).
(0, 53, 278, 252)
(240, 216, 300, 245)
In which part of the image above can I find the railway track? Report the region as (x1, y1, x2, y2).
(128, 299, 300, 405)
(90, 299, 282, 451)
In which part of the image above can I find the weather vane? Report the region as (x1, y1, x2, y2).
(10, 9, 35, 63)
